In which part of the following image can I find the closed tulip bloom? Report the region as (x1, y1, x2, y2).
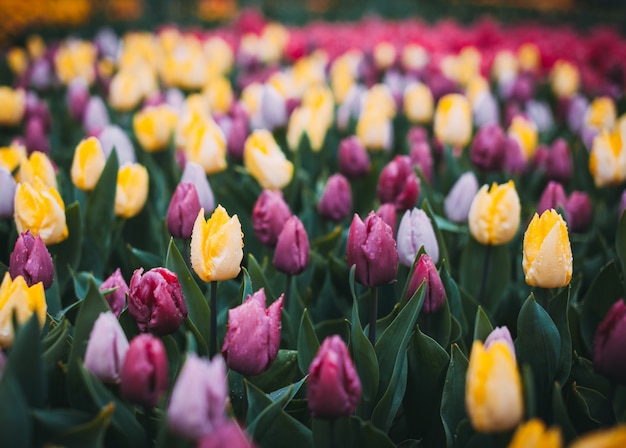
(593, 299, 626, 385)
(24, 117, 50, 154)
(307, 335, 362, 419)
(508, 116, 538, 161)
(376, 203, 397, 235)
(537, 181, 567, 216)
(115, 163, 149, 219)
(222, 289, 283, 376)
(0, 87, 26, 127)
(225, 113, 249, 161)
(184, 118, 228, 175)
(99, 125, 137, 166)
(197, 420, 255, 448)
(470, 124, 506, 173)
(545, 139, 572, 184)
(444, 172, 479, 223)
(273, 216, 310, 275)
(120, 334, 169, 407)
(356, 110, 393, 151)
(9, 230, 54, 289)
(134, 105, 178, 152)
(83, 96, 110, 135)
(84, 312, 129, 383)
(569, 425, 626, 448)
(168, 354, 228, 439)
(567, 94, 589, 134)
(508, 419, 562, 448)
(180, 161, 215, 213)
(318, 174, 352, 222)
(71, 137, 106, 191)
(484, 326, 515, 359)
(503, 136, 527, 176)
(338, 136, 370, 180)
(67, 78, 90, 121)
(347, 212, 398, 287)
(377, 156, 420, 212)
(252, 190, 292, 247)
(0, 167, 16, 219)
(19, 151, 56, 189)
(468, 181, 521, 246)
(190, 205, 244, 282)
(14, 179, 68, 245)
(409, 141, 434, 184)
(109, 70, 144, 112)
(584, 96, 616, 133)
(244, 130, 293, 190)
(434, 93, 472, 148)
(522, 209, 573, 288)
(404, 82, 434, 124)
(0, 272, 46, 348)
(100, 268, 129, 318)
(589, 129, 626, 187)
(406, 253, 445, 312)
(566, 191, 592, 233)
(167, 183, 202, 240)
(550, 60, 579, 98)
(466, 339, 523, 432)
(397, 208, 439, 266)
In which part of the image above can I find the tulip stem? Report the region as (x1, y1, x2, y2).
(143, 406, 155, 448)
(369, 287, 378, 347)
(210, 280, 218, 358)
(284, 274, 292, 312)
(540, 287, 551, 312)
(329, 418, 336, 448)
(478, 245, 492, 307)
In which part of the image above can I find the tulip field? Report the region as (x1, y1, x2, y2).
(3, 5, 626, 447)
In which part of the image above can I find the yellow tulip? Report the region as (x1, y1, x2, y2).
(466, 340, 524, 433)
(175, 94, 211, 149)
(133, 105, 178, 153)
(7, 48, 29, 76)
(441, 46, 481, 86)
(0, 87, 26, 127)
(361, 84, 396, 119)
(18, 151, 57, 189)
(569, 425, 626, 448)
(589, 125, 626, 187)
(258, 23, 289, 64)
(550, 60, 579, 98)
(491, 50, 518, 82)
(508, 419, 562, 448)
(508, 116, 538, 161)
(522, 209, 573, 289)
(403, 82, 434, 124)
(160, 39, 208, 90)
(374, 42, 396, 70)
(465, 76, 490, 106)
(401, 43, 429, 72)
(356, 109, 393, 151)
(183, 118, 227, 175)
(109, 70, 145, 112)
(244, 130, 293, 190)
(0, 143, 28, 174)
(202, 77, 234, 116)
(203, 37, 234, 78)
(190, 205, 244, 282)
(26, 35, 46, 60)
(287, 106, 329, 152)
(114, 163, 149, 219)
(468, 181, 521, 246)
(434, 93, 473, 148)
(71, 137, 106, 191)
(0, 272, 46, 348)
(14, 179, 68, 245)
(54, 40, 97, 86)
(330, 53, 359, 104)
(517, 43, 540, 72)
(584, 96, 616, 132)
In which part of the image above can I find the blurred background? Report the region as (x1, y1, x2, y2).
(2, 0, 626, 48)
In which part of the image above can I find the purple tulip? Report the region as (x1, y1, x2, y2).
(567, 94, 589, 134)
(621, 191, 626, 221)
(537, 181, 567, 216)
(167, 183, 202, 240)
(99, 125, 136, 165)
(307, 335, 362, 419)
(197, 421, 255, 448)
(128, 267, 188, 335)
(503, 136, 526, 175)
(226, 113, 249, 160)
(259, 84, 287, 130)
(9, 230, 54, 289)
(338, 136, 370, 180)
(407, 126, 428, 146)
(180, 161, 215, 213)
(376, 203, 397, 236)
(318, 174, 352, 222)
(83, 96, 110, 134)
(273, 216, 310, 275)
(120, 334, 169, 407)
(470, 123, 506, 173)
(29, 58, 52, 90)
(99, 268, 129, 318)
(252, 190, 292, 247)
(377, 155, 420, 212)
(397, 208, 439, 266)
(545, 138, 572, 183)
(84, 311, 129, 383)
(25, 117, 49, 154)
(594, 299, 626, 385)
(406, 253, 445, 313)
(409, 140, 433, 184)
(0, 167, 16, 219)
(509, 74, 535, 103)
(484, 326, 516, 360)
(525, 100, 554, 133)
(444, 172, 478, 223)
(67, 78, 90, 121)
(566, 191, 592, 233)
(222, 288, 283, 376)
(472, 92, 500, 128)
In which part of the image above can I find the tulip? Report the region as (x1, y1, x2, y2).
(184, 118, 228, 175)
(244, 130, 293, 190)
(472, 91, 500, 128)
(377, 156, 420, 212)
(24, 117, 50, 154)
(544, 139, 572, 184)
(109, 70, 144, 112)
(115, 163, 149, 219)
(537, 181, 567, 216)
(71, 137, 106, 192)
(120, 334, 169, 407)
(444, 172, 479, 223)
(569, 425, 626, 448)
(84, 312, 129, 383)
(100, 268, 129, 318)
(376, 203, 397, 235)
(307, 335, 362, 419)
(468, 181, 521, 246)
(258, 84, 287, 131)
(0, 87, 26, 127)
(567, 94, 589, 134)
(167, 183, 202, 240)
(347, 212, 398, 288)
(593, 299, 626, 385)
(356, 109, 393, 151)
(465, 339, 523, 432)
(134, 105, 178, 153)
(127, 267, 187, 335)
(252, 190, 292, 247)
(99, 125, 137, 166)
(287, 106, 329, 152)
(483, 326, 515, 360)
(522, 209, 573, 289)
(550, 60, 579, 98)
(397, 208, 439, 266)
(9, 230, 54, 289)
(434, 93, 472, 148)
(14, 179, 68, 245)
(190, 205, 244, 282)
(525, 100, 554, 133)
(409, 141, 434, 184)
(508, 116, 538, 161)
(203, 77, 234, 117)
(584, 96, 616, 133)
(273, 216, 310, 276)
(54, 40, 97, 86)
(508, 419, 562, 448)
(197, 421, 255, 448)
(0, 272, 46, 348)
(589, 129, 626, 187)
(83, 96, 110, 135)
(338, 136, 370, 180)
(503, 136, 527, 176)
(225, 113, 249, 160)
(67, 78, 90, 121)
(404, 82, 434, 124)
(180, 161, 215, 213)
(406, 253, 445, 312)
(318, 174, 352, 222)
(470, 124, 506, 173)
(621, 191, 626, 221)
(19, 151, 56, 189)
(566, 191, 592, 233)
(168, 354, 228, 439)
(29, 58, 52, 90)
(0, 168, 16, 219)
(222, 289, 283, 376)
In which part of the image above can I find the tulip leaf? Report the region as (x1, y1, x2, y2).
(42, 318, 71, 371)
(126, 244, 162, 270)
(311, 225, 344, 255)
(248, 253, 276, 300)
(441, 259, 468, 341)
(422, 199, 450, 266)
(249, 350, 299, 393)
(418, 295, 451, 349)
(0, 375, 33, 448)
(616, 213, 626, 283)
(183, 317, 209, 357)
(549, 286, 572, 387)
(165, 238, 211, 353)
(239, 266, 254, 302)
(297, 309, 320, 375)
(569, 384, 614, 430)
(33, 404, 113, 448)
(472, 306, 493, 343)
(552, 383, 578, 443)
(313, 416, 395, 448)
(50, 201, 82, 294)
(440, 344, 469, 448)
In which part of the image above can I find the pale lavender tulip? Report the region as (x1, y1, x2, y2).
(84, 312, 129, 383)
(0, 168, 16, 219)
(444, 172, 479, 223)
(484, 326, 516, 360)
(397, 208, 439, 266)
(99, 125, 136, 165)
(100, 268, 129, 318)
(83, 96, 110, 134)
(180, 161, 215, 213)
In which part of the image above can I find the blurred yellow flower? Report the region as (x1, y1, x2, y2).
(18, 151, 57, 189)
(0, 272, 46, 348)
(109, 69, 145, 112)
(589, 122, 626, 187)
(468, 181, 521, 246)
(403, 82, 434, 124)
(374, 41, 396, 70)
(54, 40, 97, 85)
(0, 87, 26, 127)
(71, 137, 106, 191)
(517, 43, 540, 72)
(202, 77, 234, 116)
(584, 96, 617, 133)
(184, 117, 227, 175)
(434, 93, 472, 148)
(508, 116, 538, 161)
(356, 110, 393, 152)
(114, 163, 149, 219)
(134, 105, 178, 153)
(550, 60, 579, 98)
(244, 130, 293, 190)
(7, 47, 28, 76)
(508, 419, 562, 448)
(569, 425, 626, 448)
(0, 143, 28, 174)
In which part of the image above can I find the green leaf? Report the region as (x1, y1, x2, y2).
(422, 199, 449, 266)
(313, 417, 395, 448)
(549, 287, 572, 387)
(569, 384, 614, 431)
(42, 318, 71, 371)
(441, 259, 468, 341)
(472, 306, 493, 343)
(249, 350, 299, 393)
(34, 404, 114, 448)
(418, 295, 451, 349)
(50, 201, 82, 293)
(127, 245, 162, 270)
(552, 383, 578, 444)
(616, 212, 626, 282)
(297, 309, 320, 376)
(248, 253, 275, 299)
(440, 344, 469, 448)
(239, 267, 254, 303)
(0, 375, 33, 448)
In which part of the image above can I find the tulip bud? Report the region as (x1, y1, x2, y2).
(100, 268, 129, 318)
(503, 136, 527, 176)
(167, 183, 202, 240)
(183, 118, 228, 175)
(444, 172, 479, 223)
(356, 110, 393, 151)
(468, 181, 521, 246)
(376, 203, 397, 235)
(71, 137, 106, 192)
(244, 130, 293, 190)
(9, 230, 54, 289)
(409, 141, 434, 184)
(167, 354, 228, 439)
(197, 421, 255, 448)
(567, 94, 589, 134)
(318, 174, 352, 222)
(273, 216, 310, 275)
(522, 209, 573, 288)
(508, 116, 538, 161)
(537, 181, 567, 216)
(545, 138, 572, 183)
(566, 191, 592, 233)
(403, 82, 434, 124)
(67, 78, 90, 121)
(128, 267, 188, 335)
(307, 335, 362, 419)
(377, 156, 420, 212)
(120, 334, 169, 407)
(134, 105, 178, 153)
(406, 253, 445, 312)
(397, 208, 439, 266)
(252, 190, 292, 247)
(589, 129, 626, 187)
(465, 339, 523, 432)
(472, 91, 500, 128)
(0, 272, 46, 348)
(226, 113, 249, 160)
(434, 93, 472, 148)
(25, 117, 50, 154)
(525, 100, 554, 133)
(484, 326, 515, 360)
(180, 161, 215, 213)
(550, 60, 579, 98)
(567, 425, 626, 448)
(19, 151, 57, 189)
(84, 312, 129, 383)
(83, 96, 110, 135)
(114, 163, 149, 219)
(0, 87, 25, 127)
(508, 419, 562, 448)
(0, 167, 16, 219)
(338, 136, 370, 180)
(99, 125, 136, 166)
(594, 299, 626, 385)
(347, 212, 398, 287)
(470, 124, 506, 172)
(222, 289, 283, 376)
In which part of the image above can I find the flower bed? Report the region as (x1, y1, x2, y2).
(1, 9, 626, 448)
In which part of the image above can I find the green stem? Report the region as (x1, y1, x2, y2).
(329, 418, 336, 448)
(369, 287, 378, 348)
(210, 280, 218, 358)
(284, 274, 292, 312)
(478, 245, 492, 307)
(143, 406, 154, 448)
